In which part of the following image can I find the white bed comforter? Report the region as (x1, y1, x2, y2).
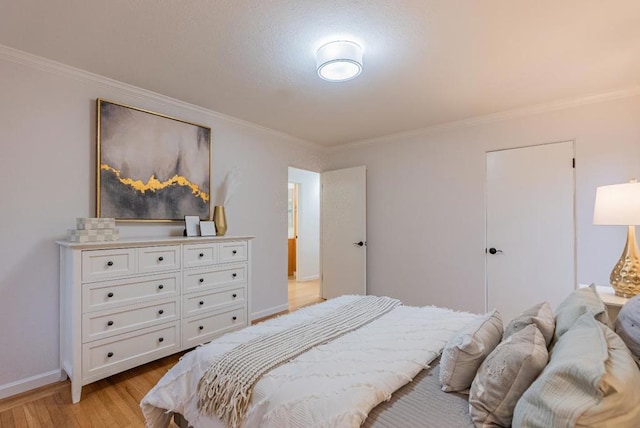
(141, 296, 479, 428)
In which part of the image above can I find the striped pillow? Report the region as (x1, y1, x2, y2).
(513, 313, 640, 427)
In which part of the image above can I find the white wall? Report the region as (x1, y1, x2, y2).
(3, 44, 638, 400)
(325, 93, 640, 313)
(0, 47, 325, 397)
(288, 167, 320, 281)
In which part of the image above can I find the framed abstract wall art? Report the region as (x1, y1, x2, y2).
(96, 99, 212, 222)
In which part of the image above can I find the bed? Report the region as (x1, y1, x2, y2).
(141, 288, 640, 428)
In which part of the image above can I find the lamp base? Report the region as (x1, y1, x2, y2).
(610, 225, 640, 298)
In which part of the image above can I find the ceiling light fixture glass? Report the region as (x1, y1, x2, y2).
(316, 40, 363, 82)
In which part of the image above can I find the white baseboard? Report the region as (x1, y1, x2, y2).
(251, 304, 289, 321)
(0, 369, 64, 400)
(298, 274, 319, 282)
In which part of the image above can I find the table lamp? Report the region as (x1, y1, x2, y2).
(593, 179, 640, 297)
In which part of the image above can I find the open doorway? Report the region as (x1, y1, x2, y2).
(288, 167, 322, 310)
(287, 182, 298, 279)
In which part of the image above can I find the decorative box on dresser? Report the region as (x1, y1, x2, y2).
(57, 236, 253, 403)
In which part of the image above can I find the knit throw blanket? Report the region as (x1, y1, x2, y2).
(196, 295, 401, 428)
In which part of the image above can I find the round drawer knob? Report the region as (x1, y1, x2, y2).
(232, 293, 237, 298)
(199, 325, 204, 330)
(232, 316, 237, 321)
(106, 261, 114, 267)
(158, 337, 164, 342)
(158, 256, 164, 262)
(199, 253, 204, 258)
(199, 301, 204, 305)
(107, 352, 114, 358)
(107, 320, 114, 326)
(107, 292, 114, 298)
(232, 250, 237, 255)
(158, 309, 164, 315)
(199, 278, 204, 283)
(232, 273, 237, 278)
(158, 284, 164, 290)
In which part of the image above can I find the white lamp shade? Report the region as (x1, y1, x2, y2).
(316, 41, 363, 82)
(593, 181, 640, 225)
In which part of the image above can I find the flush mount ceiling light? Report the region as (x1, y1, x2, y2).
(316, 40, 363, 82)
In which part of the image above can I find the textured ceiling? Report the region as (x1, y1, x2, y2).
(1, 1, 640, 146)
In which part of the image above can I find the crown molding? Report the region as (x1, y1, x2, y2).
(4, 43, 638, 154)
(332, 85, 640, 151)
(0, 44, 327, 152)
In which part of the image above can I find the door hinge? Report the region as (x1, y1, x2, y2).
(572, 158, 575, 168)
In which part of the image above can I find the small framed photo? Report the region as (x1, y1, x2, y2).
(184, 215, 200, 237)
(200, 221, 216, 237)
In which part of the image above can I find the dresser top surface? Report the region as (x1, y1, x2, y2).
(56, 235, 255, 249)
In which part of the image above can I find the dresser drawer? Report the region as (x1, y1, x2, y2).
(183, 243, 218, 269)
(82, 322, 180, 381)
(219, 241, 248, 264)
(83, 274, 179, 313)
(82, 248, 136, 282)
(182, 307, 246, 348)
(82, 297, 179, 342)
(183, 264, 247, 293)
(138, 245, 181, 274)
(183, 287, 246, 317)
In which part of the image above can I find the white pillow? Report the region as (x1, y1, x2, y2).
(439, 309, 503, 393)
(503, 302, 555, 347)
(469, 324, 548, 427)
(553, 284, 611, 341)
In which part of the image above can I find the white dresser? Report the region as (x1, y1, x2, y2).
(58, 236, 253, 403)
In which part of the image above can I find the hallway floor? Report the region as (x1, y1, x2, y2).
(288, 277, 323, 311)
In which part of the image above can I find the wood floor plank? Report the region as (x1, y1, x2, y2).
(0, 281, 320, 427)
(0, 409, 14, 427)
(52, 391, 84, 428)
(104, 380, 145, 426)
(67, 392, 93, 428)
(42, 394, 75, 428)
(10, 406, 29, 428)
(22, 402, 38, 427)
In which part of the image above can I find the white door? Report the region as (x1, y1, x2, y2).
(321, 166, 367, 299)
(486, 142, 575, 322)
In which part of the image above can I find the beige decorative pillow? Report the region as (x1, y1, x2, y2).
(503, 302, 555, 347)
(553, 284, 611, 341)
(469, 324, 548, 427)
(439, 309, 503, 393)
(614, 294, 640, 367)
(513, 313, 640, 427)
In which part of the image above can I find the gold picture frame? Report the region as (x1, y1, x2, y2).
(96, 99, 212, 222)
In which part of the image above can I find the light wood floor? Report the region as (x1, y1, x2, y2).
(288, 277, 322, 311)
(0, 353, 185, 428)
(0, 280, 323, 427)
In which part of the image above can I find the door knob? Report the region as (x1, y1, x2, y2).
(488, 248, 503, 254)
(353, 241, 365, 247)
